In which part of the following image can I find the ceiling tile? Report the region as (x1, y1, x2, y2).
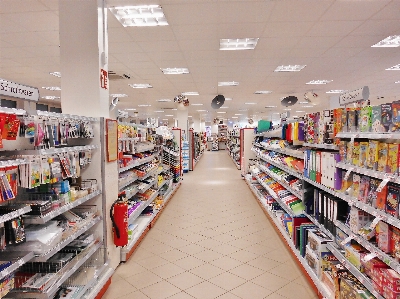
(262, 21, 315, 38)
(307, 20, 364, 37)
(269, 0, 333, 22)
(0, 0, 49, 13)
(320, 0, 390, 21)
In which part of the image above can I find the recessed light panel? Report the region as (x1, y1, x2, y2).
(110, 93, 128, 97)
(42, 86, 61, 91)
(283, 108, 292, 111)
(191, 103, 203, 106)
(396, 81, 400, 84)
(219, 38, 259, 50)
(255, 91, 272, 94)
(161, 68, 189, 74)
(157, 99, 171, 102)
(138, 104, 151, 107)
(299, 101, 309, 104)
(326, 90, 347, 94)
(172, 109, 178, 111)
(238, 109, 248, 111)
(42, 96, 60, 100)
(109, 5, 168, 27)
(129, 84, 152, 88)
(265, 105, 277, 108)
(372, 35, 400, 48)
(181, 92, 199, 96)
(386, 64, 400, 71)
(217, 111, 226, 114)
(274, 65, 306, 72)
(244, 102, 256, 105)
(49, 72, 61, 78)
(306, 80, 332, 85)
(218, 81, 239, 86)
(302, 105, 314, 108)
(296, 110, 305, 113)
(124, 108, 136, 111)
(165, 114, 174, 117)
(220, 107, 229, 109)
(225, 98, 232, 101)
(235, 114, 242, 116)
(196, 110, 206, 112)
(154, 110, 164, 113)
(232, 116, 238, 119)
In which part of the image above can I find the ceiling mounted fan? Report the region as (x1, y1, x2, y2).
(303, 91, 320, 105)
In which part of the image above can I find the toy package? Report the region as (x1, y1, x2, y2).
(382, 103, 393, 132)
(392, 101, 400, 132)
(359, 142, 368, 168)
(352, 174, 361, 199)
(371, 105, 385, 132)
(305, 113, 317, 143)
(347, 109, 357, 132)
(360, 106, 372, 132)
(378, 142, 389, 172)
(341, 109, 348, 132)
(367, 140, 379, 170)
(339, 141, 347, 163)
(352, 142, 360, 166)
(333, 108, 344, 136)
(318, 113, 325, 144)
(358, 176, 370, 203)
(314, 112, 320, 144)
(391, 227, 400, 261)
(367, 178, 380, 207)
(386, 184, 400, 217)
(376, 184, 388, 210)
(346, 142, 353, 164)
(387, 143, 400, 174)
(377, 221, 392, 253)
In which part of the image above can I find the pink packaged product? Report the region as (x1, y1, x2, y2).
(383, 284, 400, 299)
(382, 269, 400, 292)
(372, 280, 384, 296)
(377, 221, 392, 253)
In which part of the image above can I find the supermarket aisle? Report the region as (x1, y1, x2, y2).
(103, 151, 318, 299)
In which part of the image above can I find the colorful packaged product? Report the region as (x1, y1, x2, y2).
(367, 140, 379, 170)
(382, 103, 393, 132)
(388, 143, 400, 174)
(392, 101, 400, 132)
(360, 106, 372, 132)
(375, 184, 388, 210)
(346, 142, 353, 164)
(347, 109, 357, 132)
(351, 174, 361, 198)
(382, 269, 400, 293)
(359, 142, 368, 168)
(377, 142, 388, 172)
(391, 227, 400, 261)
(339, 141, 347, 163)
(358, 176, 370, 203)
(386, 184, 400, 217)
(377, 221, 392, 253)
(367, 178, 380, 207)
(333, 108, 344, 136)
(371, 105, 385, 132)
(352, 142, 360, 166)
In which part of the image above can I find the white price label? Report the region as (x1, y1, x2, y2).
(377, 178, 391, 192)
(362, 252, 378, 263)
(369, 216, 383, 229)
(351, 137, 355, 143)
(344, 168, 354, 180)
(341, 236, 353, 246)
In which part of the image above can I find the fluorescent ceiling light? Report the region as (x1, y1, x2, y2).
(372, 35, 400, 47)
(161, 68, 189, 74)
(238, 109, 248, 111)
(396, 81, 400, 84)
(217, 111, 226, 114)
(191, 103, 203, 106)
(220, 38, 259, 50)
(129, 84, 152, 88)
(306, 80, 332, 85)
(299, 101, 309, 104)
(157, 99, 171, 102)
(41, 96, 60, 100)
(109, 5, 168, 27)
(225, 98, 232, 101)
(386, 64, 400, 70)
(283, 108, 292, 111)
(220, 107, 229, 109)
(265, 105, 277, 108)
(181, 92, 199, 96)
(49, 72, 61, 78)
(110, 93, 128, 97)
(235, 114, 243, 116)
(255, 91, 272, 94)
(124, 108, 136, 111)
(162, 118, 168, 120)
(196, 110, 207, 112)
(218, 81, 239, 86)
(245, 102, 256, 105)
(172, 108, 178, 111)
(232, 117, 238, 119)
(302, 105, 314, 108)
(188, 116, 192, 117)
(42, 86, 61, 91)
(274, 65, 306, 72)
(165, 115, 174, 117)
(326, 90, 347, 94)
(138, 104, 151, 107)
(296, 110, 305, 113)
(154, 110, 164, 113)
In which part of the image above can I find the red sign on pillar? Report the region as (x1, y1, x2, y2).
(100, 69, 108, 89)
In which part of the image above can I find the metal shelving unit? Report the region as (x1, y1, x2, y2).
(303, 143, 339, 150)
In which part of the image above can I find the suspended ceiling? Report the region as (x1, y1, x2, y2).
(0, 0, 400, 123)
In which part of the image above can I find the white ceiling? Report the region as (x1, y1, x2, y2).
(1, 0, 400, 122)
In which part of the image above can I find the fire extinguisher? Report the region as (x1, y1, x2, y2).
(110, 196, 128, 247)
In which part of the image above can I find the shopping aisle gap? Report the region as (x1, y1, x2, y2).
(103, 150, 318, 299)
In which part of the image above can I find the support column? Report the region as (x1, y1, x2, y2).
(177, 108, 188, 137)
(59, 0, 120, 270)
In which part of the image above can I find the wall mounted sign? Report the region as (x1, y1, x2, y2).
(106, 119, 118, 162)
(100, 69, 108, 90)
(0, 78, 39, 101)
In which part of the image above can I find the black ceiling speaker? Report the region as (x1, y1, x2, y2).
(211, 94, 225, 109)
(281, 96, 298, 107)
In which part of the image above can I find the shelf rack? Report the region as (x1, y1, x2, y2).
(32, 216, 101, 262)
(3, 145, 99, 156)
(303, 143, 339, 150)
(118, 153, 158, 173)
(246, 178, 334, 299)
(128, 190, 159, 224)
(302, 212, 335, 240)
(336, 161, 397, 182)
(118, 175, 139, 192)
(327, 243, 384, 299)
(5, 242, 102, 299)
(336, 132, 400, 140)
(0, 251, 34, 280)
(23, 190, 102, 225)
(82, 266, 114, 299)
(334, 220, 400, 273)
(255, 143, 305, 159)
(0, 205, 32, 224)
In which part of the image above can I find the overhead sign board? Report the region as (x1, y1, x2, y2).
(339, 86, 369, 106)
(0, 78, 39, 101)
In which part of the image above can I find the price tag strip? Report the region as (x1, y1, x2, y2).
(344, 167, 354, 180)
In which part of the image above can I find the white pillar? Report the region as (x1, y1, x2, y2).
(177, 109, 188, 138)
(59, 0, 119, 270)
(193, 117, 200, 132)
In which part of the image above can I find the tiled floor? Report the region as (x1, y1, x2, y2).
(103, 150, 318, 299)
